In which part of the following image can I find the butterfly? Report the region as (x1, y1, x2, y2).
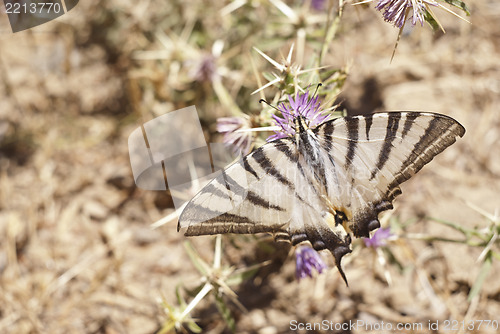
(177, 109, 465, 284)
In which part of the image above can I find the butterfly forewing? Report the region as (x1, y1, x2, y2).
(178, 111, 465, 284)
(178, 139, 300, 236)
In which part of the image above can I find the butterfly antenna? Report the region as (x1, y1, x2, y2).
(259, 99, 280, 112)
(312, 83, 322, 97)
(260, 98, 293, 119)
(303, 83, 322, 111)
(298, 83, 323, 121)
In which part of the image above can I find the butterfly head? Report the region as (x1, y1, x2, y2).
(265, 86, 331, 141)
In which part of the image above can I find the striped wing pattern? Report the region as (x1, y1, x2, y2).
(178, 140, 300, 235)
(178, 112, 465, 284)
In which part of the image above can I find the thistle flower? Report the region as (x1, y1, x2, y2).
(295, 246, 327, 280)
(189, 53, 218, 83)
(310, 0, 326, 11)
(217, 116, 253, 154)
(187, 40, 225, 83)
(268, 91, 331, 141)
(375, 0, 438, 28)
(364, 227, 393, 248)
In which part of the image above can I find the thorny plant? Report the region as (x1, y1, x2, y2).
(407, 202, 500, 302)
(134, 0, 477, 332)
(362, 203, 500, 302)
(159, 235, 269, 333)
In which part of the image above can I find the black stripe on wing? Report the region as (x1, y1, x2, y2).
(400, 112, 420, 139)
(243, 155, 259, 180)
(370, 113, 401, 180)
(252, 147, 294, 188)
(345, 116, 359, 169)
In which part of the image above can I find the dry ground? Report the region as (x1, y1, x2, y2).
(0, 1, 499, 333)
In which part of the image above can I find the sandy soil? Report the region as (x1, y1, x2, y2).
(0, 1, 499, 333)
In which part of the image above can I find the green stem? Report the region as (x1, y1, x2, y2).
(429, 217, 488, 241)
(319, 0, 345, 66)
(405, 233, 466, 244)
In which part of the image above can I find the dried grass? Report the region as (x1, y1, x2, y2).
(0, 0, 499, 333)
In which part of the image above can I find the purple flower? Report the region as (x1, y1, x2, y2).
(295, 246, 327, 280)
(310, 0, 326, 11)
(268, 91, 331, 141)
(217, 116, 253, 154)
(364, 227, 393, 248)
(376, 0, 438, 28)
(189, 53, 218, 83)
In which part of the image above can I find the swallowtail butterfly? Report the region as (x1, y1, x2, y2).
(177, 110, 465, 284)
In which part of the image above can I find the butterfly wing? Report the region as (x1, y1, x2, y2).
(178, 139, 299, 238)
(178, 111, 465, 284)
(313, 112, 465, 238)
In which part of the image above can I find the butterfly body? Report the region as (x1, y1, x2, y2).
(178, 112, 465, 284)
